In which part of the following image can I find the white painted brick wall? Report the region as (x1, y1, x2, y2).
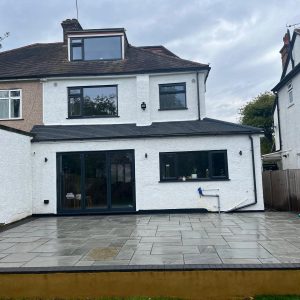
(43, 72, 207, 126)
(276, 71, 300, 169)
(31, 134, 264, 214)
(0, 129, 32, 224)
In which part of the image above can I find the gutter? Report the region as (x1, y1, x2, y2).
(30, 130, 261, 143)
(0, 66, 211, 82)
(227, 135, 257, 212)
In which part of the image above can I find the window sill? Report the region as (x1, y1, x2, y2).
(0, 118, 23, 121)
(159, 178, 230, 183)
(67, 115, 120, 119)
(70, 58, 123, 62)
(158, 107, 188, 111)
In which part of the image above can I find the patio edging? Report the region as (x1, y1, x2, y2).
(1, 263, 300, 274)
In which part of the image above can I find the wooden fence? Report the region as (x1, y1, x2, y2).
(262, 170, 300, 211)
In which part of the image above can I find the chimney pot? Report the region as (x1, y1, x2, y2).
(61, 19, 83, 44)
(280, 32, 290, 70)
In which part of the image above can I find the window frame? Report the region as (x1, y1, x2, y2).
(67, 85, 119, 119)
(159, 150, 229, 182)
(158, 82, 187, 111)
(0, 89, 22, 120)
(287, 81, 294, 106)
(70, 35, 123, 61)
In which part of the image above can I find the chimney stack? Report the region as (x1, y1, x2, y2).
(61, 19, 82, 44)
(280, 31, 290, 69)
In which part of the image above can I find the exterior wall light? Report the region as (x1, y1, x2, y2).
(141, 102, 146, 110)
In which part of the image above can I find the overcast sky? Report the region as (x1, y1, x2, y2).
(1, 0, 300, 122)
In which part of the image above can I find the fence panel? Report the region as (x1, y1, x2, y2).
(262, 169, 300, 211)
(262, 171, 272, 208)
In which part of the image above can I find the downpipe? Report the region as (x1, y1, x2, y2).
(226, 135, 258, 212)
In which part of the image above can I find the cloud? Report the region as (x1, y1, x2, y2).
(0, 0, 299, 122)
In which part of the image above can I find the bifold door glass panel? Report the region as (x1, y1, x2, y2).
(110, 152, 134, 208)
(160, 150, 228, 181)
(85, 153, 107, 209)
(59, 150, 134, 212)
(61, 154, 82, 210)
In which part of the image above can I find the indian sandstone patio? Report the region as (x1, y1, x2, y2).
(0, 212, 300, 268)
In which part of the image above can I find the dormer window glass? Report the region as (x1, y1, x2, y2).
(70, 36, 122, 61)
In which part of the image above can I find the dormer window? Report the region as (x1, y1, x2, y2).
(70, 36, 122, 61)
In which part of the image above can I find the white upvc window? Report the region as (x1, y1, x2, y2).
(287, 81, 294, 105)
(0, 89, 22, 120)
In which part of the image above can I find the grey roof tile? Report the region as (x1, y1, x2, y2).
(0, 43, 209, 80)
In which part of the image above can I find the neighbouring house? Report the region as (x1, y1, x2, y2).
(0, 19, 264, 224)
(264, 29, 300, 169)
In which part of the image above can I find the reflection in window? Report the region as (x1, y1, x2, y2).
(0, 89, 21, 119)
(160, 150, 228, 181)
(70, 36, 122, 61)
(288, 82, 293, 105)
(159, 83, 186, 110)
(68, 85, 118, 118)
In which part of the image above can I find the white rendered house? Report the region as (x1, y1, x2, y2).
(266, 28, 300, 169)
(0, 19, 264, 223)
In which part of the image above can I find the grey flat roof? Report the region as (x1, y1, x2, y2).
(31, 118, 262, 142)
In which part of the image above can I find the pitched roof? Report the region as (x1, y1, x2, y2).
(0, 42, 209, 80)
(31, 118, 262, 142)
(0, 124, 33, 137)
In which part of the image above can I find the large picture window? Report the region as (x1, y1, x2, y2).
(70, 36, 122, 61)
(0, 89, 21, 120)
(159, 83, 187, 110)
(68, 85, 118, 118)
(160, 150, 228, 181)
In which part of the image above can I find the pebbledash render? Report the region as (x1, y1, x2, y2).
(0, 19, 264, 224)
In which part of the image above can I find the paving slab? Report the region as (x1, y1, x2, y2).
(0, 212, 300, 267)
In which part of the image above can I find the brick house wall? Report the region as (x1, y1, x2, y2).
(0, 81, 43, 131)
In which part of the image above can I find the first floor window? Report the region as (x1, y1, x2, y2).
(68, 85, 118, 118)
(159, 83, 187, 110)
(0, 89, 21, 119)
(288, 82, 293, 105)
(160, 150, 228, 181)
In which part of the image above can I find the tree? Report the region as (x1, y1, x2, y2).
(0, 32, 9, 50)
(239, 92, 275, 155)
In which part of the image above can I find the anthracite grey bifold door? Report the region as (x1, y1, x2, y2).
(57, 150, 135, 213)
